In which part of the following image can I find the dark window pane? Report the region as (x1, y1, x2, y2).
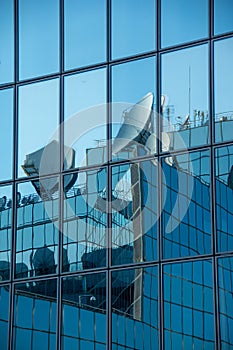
(111, 57, 156, 160)
(18, 79, 59, 178)
(218, 257, 233, 348)
(111, 0, 156, 59)
(215, 146, 233, 252)
(162, 150, 211, 258)
(61, 273, 106, 349)
(64, 0, 106, 70)
(161, 44, 209, 151)
(214, 0, 233, 35)
(64, 69, 107, 168)
(16, 180, 59, 279)
(161, 0, 208, 47)
(19, 0, 59, 80)
(163, 260, 214, 349)
(0, 0, 14, 84)
(0, 185, 12, 282)
(111, 159, 158, 265)
(214, 38, 233, 143)
(112, 267, 159, 349)
(13, 280, 57, 350)
(63, 169, 107, 272)
(0, 285, 9, 350)
(0, 88, 13, 181)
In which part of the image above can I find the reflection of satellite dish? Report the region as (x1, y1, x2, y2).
(161, 131, 170, 152)
(180, 115, 190, 130)
(22, 140, 77, 199)
(112, 92, 154, 155)
(145, 133, 157, 154)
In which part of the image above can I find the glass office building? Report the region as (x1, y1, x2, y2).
(0, 1, 233, 349)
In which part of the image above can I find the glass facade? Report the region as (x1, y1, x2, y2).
(0, 1, 233, 349)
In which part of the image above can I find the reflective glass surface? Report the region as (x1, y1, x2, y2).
(214, 0, 233, 35)
(111, 57, 156, 160)
(0, 0, 14, 85)
(16, 180, 59, 279)
(0, 285, 9, 350)
(112, 159, 158, 265)
(0, 185, 12, 282)
(63, 169, 107, 272)
(162, 150, 211, 258)
(218, 257, 233, 349)
(64, 69, 107, 168)
(161, 0, 208, 48)
(61, 273, 106, 349)
(19, 0, 59, 80)
(18, 79, 60, 178)
(64, 0, 106, 70)
(215, 146, 233, 252)
(112, 266, 159, 350)
(111, 0, 156, 59)
(164, 260, 214, 349)
(13, 280, 57, 350)
(0, 88, 13, 181)
(161, 44, 209, 151)
(214, 38, 233, 143)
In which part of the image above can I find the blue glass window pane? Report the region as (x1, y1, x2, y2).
(111, 0, 156, 59)
(13, 280, 57, 350)
(218, 258, 233, 348)
(0, 88, 13, 181)
(19, 0, 59, 80)
(163, 260, 214, 349)
(161, 0, 208, 48)
(62, 274, 106, 350)
(0, 286, 9, 350)
(162, 150, 211, 258)
(18, 79, 59, 178)
(215, 146, 233, 252)
(64, 0, 106, 70)
(161, 44, 209, 151)
(0, 0, 14, 84)
(112, 267, 159, 349)
(64, 69, 107, 168)
(214, 38, 233, 143)
(214, 0, 233, 35)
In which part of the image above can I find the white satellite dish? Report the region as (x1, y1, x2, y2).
(22, 140, 77, 199)
(112, 92, 154, 155)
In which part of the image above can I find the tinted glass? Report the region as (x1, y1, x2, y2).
(64, 68, 107, 168)
(16, 180, 59, 278)
(18, 79, 59, 178)
(19, 0, 59, 80)
(111, 0, 156, 59)
(218, 257, 233, 349)
(13, 280, 57, 350)
(63, 169, 107, 272)
(215, 146, 233, 252)
(112, 266, 159, 349)
(0, 88, 13, 181)
(0, 285, 9, 350)
(0, 185, 12, 282)
(161, 0, 208, 48)
(161, 44, 209, 151)
(61, 273, 106, 349)
(214, 38, 233, 143)
(214, 0, 233, 35)
(111, 57, 156, 160)
(163, 260, 214, 349)
(162, 150, 211, 258)
(64, 0, 106, 70)
(0, 0, 14, 85)
(111, 159, 158, 265)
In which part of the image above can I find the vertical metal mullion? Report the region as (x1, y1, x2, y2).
(107, 1, 112, 349)
(57, 0, 64, 347)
